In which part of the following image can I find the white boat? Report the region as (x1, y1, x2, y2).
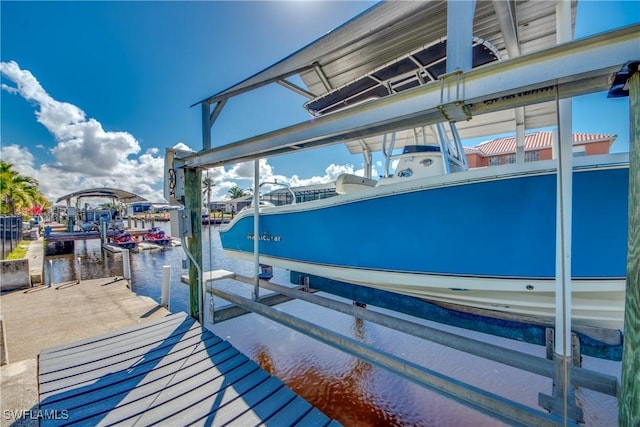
(187, 3, 636, 332)
(217, 40, 629, 331)
(219, 126, 628, 331)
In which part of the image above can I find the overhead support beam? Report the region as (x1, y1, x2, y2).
(446, 0, 476, 72)
(357, 139, 373, 179)
(183, 26, 639, 169)
(201, 99, 228, 151)
(514, 107, 525, 163)
(193, 65, 316, 107)
(313, 62, 333, 92)
(201, 103, 212, 150)
(492, 0, 521, 58)
(209, 99, 227, 127)
(276, 78, 316, 99)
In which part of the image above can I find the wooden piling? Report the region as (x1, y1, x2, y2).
(620, 68, 640, 425)
(184, 167, 203, 320)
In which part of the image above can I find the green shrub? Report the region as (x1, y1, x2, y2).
(6, 241, 29, 260)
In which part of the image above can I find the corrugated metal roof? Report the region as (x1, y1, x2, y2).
(194, 0, 587, 158)
(464, 131, 616, 156)
(199, 1, 575, 108)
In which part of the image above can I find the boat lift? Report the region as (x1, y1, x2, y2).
(167, 2, 640, 424)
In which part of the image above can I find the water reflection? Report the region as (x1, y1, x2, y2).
(249, 318, 426, 427)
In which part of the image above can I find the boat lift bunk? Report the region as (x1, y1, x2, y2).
(168, 1, 640, 424)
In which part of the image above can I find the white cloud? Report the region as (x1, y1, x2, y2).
(1, 60, 164, 201)
(172, 142, 194, 152)
(1, 61, 373, 206)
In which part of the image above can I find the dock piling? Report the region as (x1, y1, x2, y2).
(161, 265, 171, 309)
(620, 64, 640, 426)
(75, 257, 81, 284)
(122, 249, 131, 281)
(46, 260, 53, 288)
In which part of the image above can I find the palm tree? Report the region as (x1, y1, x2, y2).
(227, 186, 247, 199)
(0, 161, 45, 215)
(202, 177, 215, 215)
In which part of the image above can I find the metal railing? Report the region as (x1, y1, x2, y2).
(0, 216, 24, 260)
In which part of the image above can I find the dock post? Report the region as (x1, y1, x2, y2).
(75, 257, 81, 284)
(122, 249, 131, 281)
(620, 64, 640, 426)
(47, 260, 53, 288)
(184, 167, 203, 322)
(100, 220, 108, 244)
(253, 159, 260, 301)
(161, 265, 171, 309)
(537, 4, 583, 423)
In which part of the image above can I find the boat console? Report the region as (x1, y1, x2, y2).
(377, 145, 446, 186)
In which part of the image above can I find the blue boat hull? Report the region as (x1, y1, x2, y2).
(219, 159, 629, 329)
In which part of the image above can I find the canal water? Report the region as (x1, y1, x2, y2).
(45, 223, 621, 426)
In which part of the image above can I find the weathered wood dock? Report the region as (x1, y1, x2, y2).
(43, 231, 101, 242)
(44, 229, 151, 243)
(38, 312, 338, 426)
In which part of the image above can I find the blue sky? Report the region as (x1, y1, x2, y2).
(1, 1, 638, 204)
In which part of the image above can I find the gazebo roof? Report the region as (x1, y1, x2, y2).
(55, 188, 147, 204)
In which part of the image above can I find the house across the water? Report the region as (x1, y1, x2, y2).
(464, 131, 616, 168)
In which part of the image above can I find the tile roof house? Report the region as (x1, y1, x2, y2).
(464, 131, 616, 168)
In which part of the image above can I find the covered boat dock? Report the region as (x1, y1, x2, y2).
(167, 1, 639, 424)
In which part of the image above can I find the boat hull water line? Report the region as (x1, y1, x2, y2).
(220, 152, 628, 331)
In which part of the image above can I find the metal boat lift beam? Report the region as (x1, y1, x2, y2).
(182, 25, 639, 169)
(208, 284, 567, 427)
(228, 274, 618, 397)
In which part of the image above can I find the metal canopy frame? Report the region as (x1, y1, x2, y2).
(55, 188, 147, 204)
(195, 1, 577, 150)
(303, 37, 501, 117)
(183, 25, 639, 169)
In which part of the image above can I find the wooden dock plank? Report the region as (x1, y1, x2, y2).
(39, 311, 337, 426)
(127, 361, 269, 426)
(45, 347, 247, 425)
(44, 231, 101, 242)
(40, 337, 232, 405)
(224, 385, 298, 426)
(295, 407, 335, 427)
(39, 316, 202, 373)
(39, 320, 206, 375)
(39, 327, 212, 387)
(180, 269, 236, 284)
(39, 312, 189, 358)
(189, 376, 285, 427)
(258, 395, 314, 426)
